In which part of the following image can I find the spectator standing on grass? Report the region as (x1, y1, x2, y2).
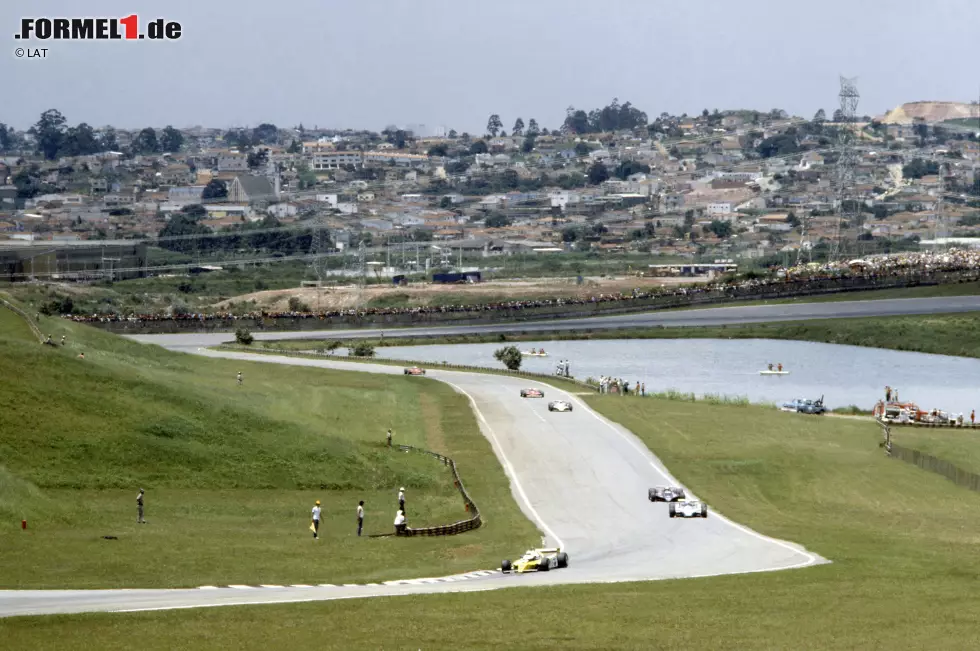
(972, 410, 975, 425)
(311, 500, 321, 540)
(136, 488, 145, 524)
(237, 372, 243, 386)
(387, 428, 393, 447)
(61, 335, 66, 346)
(394, 509, 406, 534)
(357, 500, 364, 536)
(398, 487, 405, 512)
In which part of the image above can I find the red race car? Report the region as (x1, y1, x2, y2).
(403, 366, 426, 376)
(520, 388, 544, 398)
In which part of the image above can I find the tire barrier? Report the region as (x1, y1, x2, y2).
(69, 269, 980, 335)
(1, 297, 44, 343)
(393, 445, 482, 538)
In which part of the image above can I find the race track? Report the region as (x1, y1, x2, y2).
(0, 338, 826, 618)
(128, 295, 980, 348)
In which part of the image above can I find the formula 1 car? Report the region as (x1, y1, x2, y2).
(501, 547, 569, 573)
(548, 400, 573, 412)
(669, 500, 708, 518)
(520, 388, 545, 398)
(403, 366, 426, 376)
(648, 486, 687, 502)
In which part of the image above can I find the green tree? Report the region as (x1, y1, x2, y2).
(160, 126, 184, 153)
(574, 141, 592, 157)
(99, 127, 119, 152)
(30, 109, 67, 160)
(60, 123, 99, 156)
(132, 127, 160, 154)
(252, 123, 278, 144)
(527, 118, 539, 136)
(707, 220, 733, 238)
(512, 117, 525, 136)
(439, 196, 452, 209)
(813, 108, 826, 123)
(486, 114, 503, 137)
(349, 341, 376, 357)
(201, 179, 228, 200)
(448, 129, 458, 139)
(287, 140, 301, 153)
(158, 206, 211, 253)
(493, 345, 522, 371)
(247, 148, 269, 170)
(484, 213, 512, 228)
(0, 123, 14, 152)
(235, 328, 254, 345)
(587, 161, 609, 185)
(614, 159, 650, 180)
(521, 135, 536, 153)
(469, 140, 488, 155)
(427, 143, 448, 156)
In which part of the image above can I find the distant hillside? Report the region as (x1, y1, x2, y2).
(880, 101, 979, 125)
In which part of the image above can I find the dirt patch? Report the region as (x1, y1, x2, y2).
(212, 276, 700, 312)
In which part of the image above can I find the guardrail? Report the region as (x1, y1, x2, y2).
(73, 269, 980, 335)
(1, 296, 44, 343)
(394, 445, 482, 537)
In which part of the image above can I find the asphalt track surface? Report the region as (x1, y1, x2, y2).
(0, 333, 827, 618)
(128, 296, 980, 348)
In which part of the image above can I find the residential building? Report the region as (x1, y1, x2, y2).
(217, 153, 248, 172)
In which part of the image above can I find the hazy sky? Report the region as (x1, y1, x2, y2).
(2, 0, 978, 133)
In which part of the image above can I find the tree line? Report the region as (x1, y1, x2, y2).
(157, 205, 327, 256)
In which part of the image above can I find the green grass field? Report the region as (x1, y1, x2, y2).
(0, 302, 539, 589)
(7, 396, 980, 649)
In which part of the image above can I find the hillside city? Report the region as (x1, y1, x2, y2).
(2, 100, 979, 287)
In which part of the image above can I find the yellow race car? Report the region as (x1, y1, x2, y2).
(501, 547, 568, 573)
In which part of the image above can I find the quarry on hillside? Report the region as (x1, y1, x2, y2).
(879, 101, 980, 125)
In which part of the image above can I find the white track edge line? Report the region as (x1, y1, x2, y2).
(565, 392, 822, 569)
(444, 380, 565, 552)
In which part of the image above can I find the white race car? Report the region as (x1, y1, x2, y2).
(548, 400, 573, 412)
(669, 500, 708, 518)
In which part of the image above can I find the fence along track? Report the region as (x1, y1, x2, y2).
(391, 445, 482, 537)
(876, 417, 980, 494)
(0, 296, 44, 343)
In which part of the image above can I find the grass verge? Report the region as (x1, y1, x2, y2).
(257, 310, 980, 361)
(7, 399, 980, 648)
(0, 300, 538, 588)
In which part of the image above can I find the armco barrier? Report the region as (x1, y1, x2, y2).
(394, 445, 482, 537)
(888, 443, 980, 493)
(73, 269, 980, 335)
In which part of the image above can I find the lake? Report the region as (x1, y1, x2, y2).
(348, 339, 976, 414)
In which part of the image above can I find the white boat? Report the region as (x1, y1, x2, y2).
(759, 370, 790, 376)
(521, 351, 548, 357)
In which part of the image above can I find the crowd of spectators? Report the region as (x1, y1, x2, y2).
(64, 249, 980, 327)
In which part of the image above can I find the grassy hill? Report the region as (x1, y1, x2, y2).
(0, 301, 538, 588)
(12, 396, 980, 649)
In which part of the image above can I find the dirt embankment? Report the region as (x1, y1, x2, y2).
(213, 276, 699, 312)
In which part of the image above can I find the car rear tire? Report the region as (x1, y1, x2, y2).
(669, 504, 676, 518)
(701, 505, 708, 517)
(648, 489, 656, 502)
(538, 560, 550, 572)
(557, 552, 568, 568)
(501, 559, 511, 573)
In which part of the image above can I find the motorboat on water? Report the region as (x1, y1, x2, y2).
(521, 349, 548, 357)
(759, 369, 789, 376)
